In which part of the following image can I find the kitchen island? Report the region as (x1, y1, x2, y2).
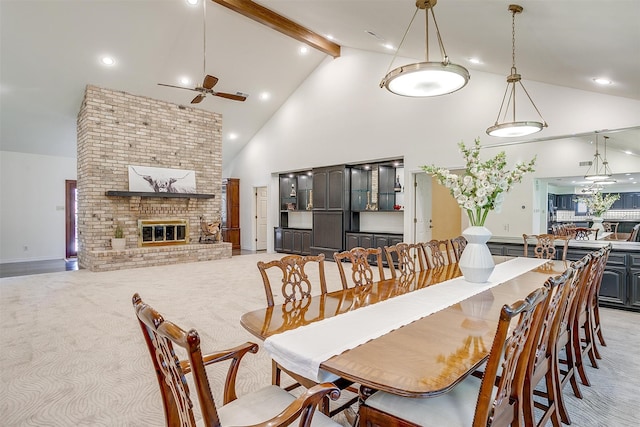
(488, 236, 640, 312)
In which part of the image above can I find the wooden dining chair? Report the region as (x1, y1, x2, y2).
(627, 223, 640, 241)
(257, 254, 328, 308)
(522, 267, 576, 427)
(132, 293, 341, 427)
(358, 287, 550, 427)
(450, 235, 467, 262)
(523, 233, 568, 261)
(571, 246, 609, 385)
(421, 239, 453, 268)
(333, 247, 385, 289)
(572, 227, 598, 240)
(590, 245, 612, 351)
(384, 243, 419, 278)
(257, 254, 327, 390)
(553, 253, 591, 424)
(602, 221, 619, 234)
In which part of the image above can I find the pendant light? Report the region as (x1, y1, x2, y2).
(584, 134, 615, 182)
(486, 4, 547, 137)
(380, 0, 470, 97)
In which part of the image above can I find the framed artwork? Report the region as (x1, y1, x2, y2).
(128, 166, 197, 193)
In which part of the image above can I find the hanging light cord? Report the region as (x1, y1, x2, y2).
(383, 1, 450, 76)
(203, 0, 207, 77)
(384, 7, 420, 76)
(492, 7, 547, 127)
(428, 5, 449, 64)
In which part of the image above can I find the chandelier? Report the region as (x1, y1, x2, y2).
(380, 0, 470, 97)
(584, 134, 616, 182)
(486, 4, 547, 137)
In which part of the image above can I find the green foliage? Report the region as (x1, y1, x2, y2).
(422, 138, 536, 226)
(114, 223, 124, 238)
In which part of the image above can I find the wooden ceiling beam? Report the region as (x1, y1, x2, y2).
(211, 0, 341, 58)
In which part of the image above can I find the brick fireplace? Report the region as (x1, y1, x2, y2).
(76, 85, 231, 271)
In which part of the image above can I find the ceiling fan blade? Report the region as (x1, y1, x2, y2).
(191, 94, 206, 104)
(214, 92, 247, 102)
(202, 75, 219, 89)
(158, 83, 197, 92)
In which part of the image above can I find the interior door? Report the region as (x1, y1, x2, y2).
(413, 173, 432, 243)
(413, 172, 462, 243)
(256, 186, 268, 250)
(431, 175, 462, 240)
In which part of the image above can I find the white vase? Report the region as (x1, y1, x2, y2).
(591, 217, 605, 235)
(459, 226, 495, 283)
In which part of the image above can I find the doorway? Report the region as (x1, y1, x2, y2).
(65, 180, 77, 258)
(255, 186, 268, 251)
(412, 172, 462, 243)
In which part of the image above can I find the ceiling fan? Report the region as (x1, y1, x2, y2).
(157, 0, 247, 104)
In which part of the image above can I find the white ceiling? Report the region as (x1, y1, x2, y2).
(1, 0, 639, 165)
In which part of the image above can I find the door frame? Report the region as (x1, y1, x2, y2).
(65, 180, 77, 259)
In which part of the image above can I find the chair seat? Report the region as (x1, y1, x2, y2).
(218, 385, 341, 427)
(364, 375, 496, 427)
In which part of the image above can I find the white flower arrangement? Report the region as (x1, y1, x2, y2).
(422, 138, 536, 226)
(579, 191, 620, 217)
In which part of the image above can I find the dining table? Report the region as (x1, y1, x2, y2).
(240, 256, 570, 399)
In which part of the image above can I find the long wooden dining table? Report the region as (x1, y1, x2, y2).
(240, 256, 570, 398)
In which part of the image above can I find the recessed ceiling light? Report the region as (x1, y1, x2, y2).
(180, 76, 190, 85)
(186, 0, 198, 5)
(299, 46, 309, 54)
(228, 133, 238, 140)
(259, 92, 270, 101)
(382, 43, 394, 50)
(624, 151, 633, 155)
(326, 34, 335, 40)
(468, 57, 482, 64)
(100, 56, 115, 66)
(593, 77, 612, 85)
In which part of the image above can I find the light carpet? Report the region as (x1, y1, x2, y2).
(0, 253, 638, 426)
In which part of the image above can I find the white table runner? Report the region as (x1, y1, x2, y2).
(264, 257, 548, 382)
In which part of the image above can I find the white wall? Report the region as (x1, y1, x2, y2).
(226, 48, 640, 249)
(1, 151, 77, 263)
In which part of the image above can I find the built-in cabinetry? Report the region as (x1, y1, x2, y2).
(346, 232, 403, 266)
(274, 227, 312, 255)
(311, 165, 350, 259)
(487, 240, 640, 312)
(221, 178, 240, 250)
(275, 160, 404, 257)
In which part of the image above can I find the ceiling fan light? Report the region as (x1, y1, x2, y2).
(381, 62, 470, 97)
(486, 121, 544, 137)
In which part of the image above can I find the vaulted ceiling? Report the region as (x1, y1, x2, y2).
(1, 0, 639, 164)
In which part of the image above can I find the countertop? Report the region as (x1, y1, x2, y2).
(490, 236, 640, 252)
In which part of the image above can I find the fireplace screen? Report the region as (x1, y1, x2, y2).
(138, 219, 189, 246)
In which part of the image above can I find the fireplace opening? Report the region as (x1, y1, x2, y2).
(139, 219, 189, 247)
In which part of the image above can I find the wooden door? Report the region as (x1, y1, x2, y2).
(431, 176, 461, 240)
(413, 172, 462, 243)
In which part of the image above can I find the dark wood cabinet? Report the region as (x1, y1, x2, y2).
(489, 241, 639, 311)
(555, 194, 575, 211)
(274, 227, 283, 252)
(221, 178, 240, 250)
(311, 165, 349, 257)
(630, 254, 640, 309)
(622, 192, 640, 209)
(345, 232, 402, 266)
(275, 227, 312, 255)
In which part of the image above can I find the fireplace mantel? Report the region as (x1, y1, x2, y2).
(105, 191, 215, 199)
